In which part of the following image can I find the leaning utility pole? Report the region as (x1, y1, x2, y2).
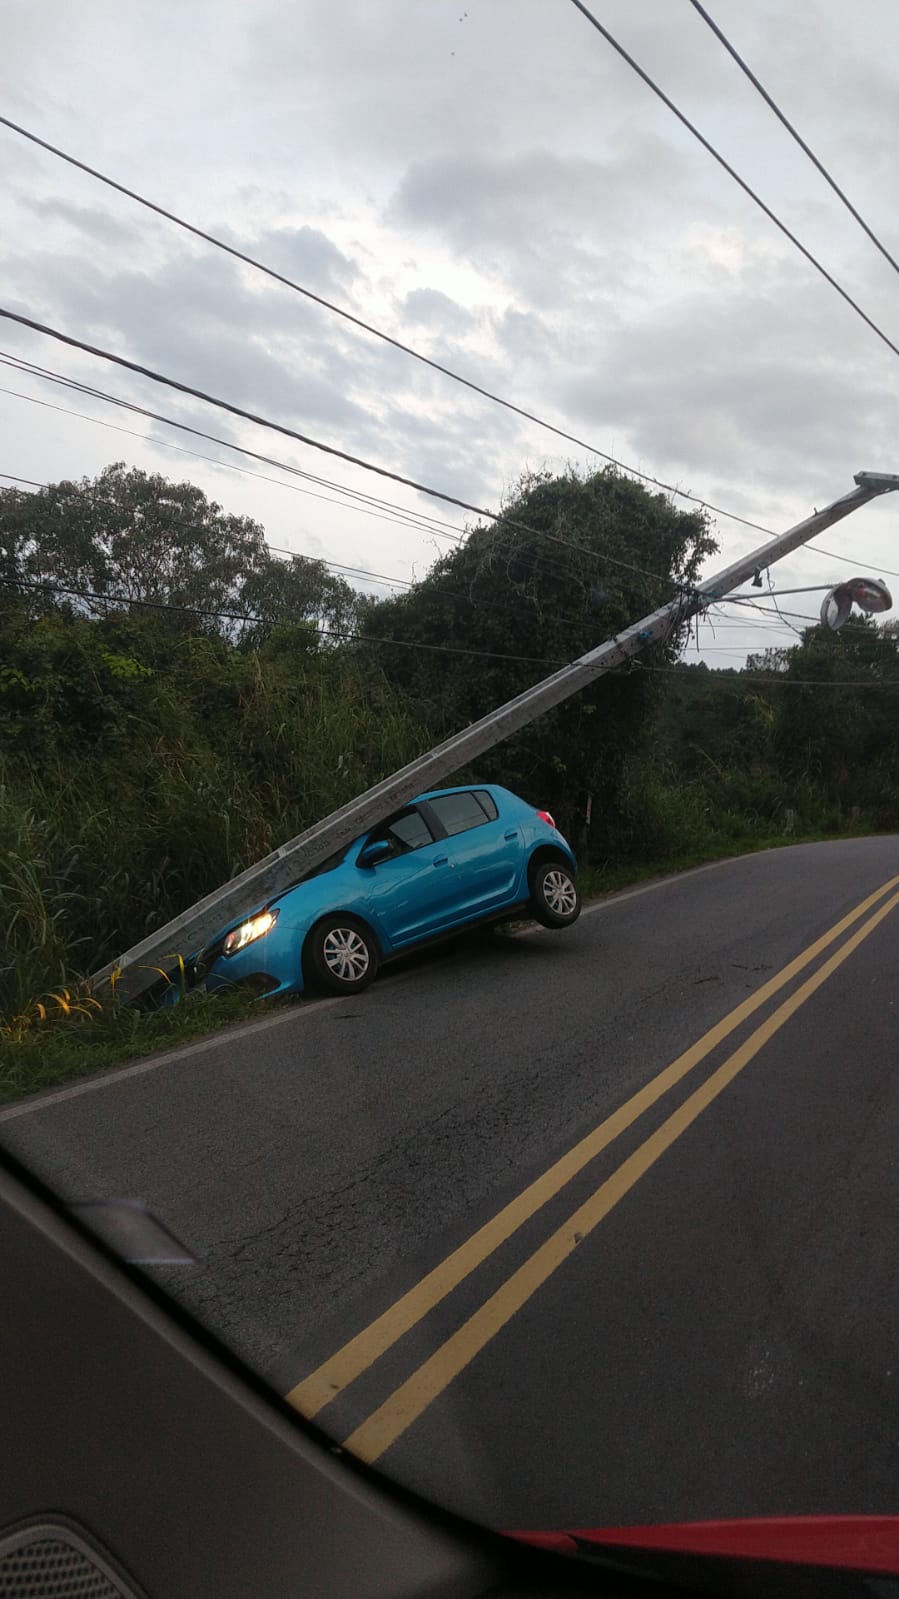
(91, 471, 899, 1002)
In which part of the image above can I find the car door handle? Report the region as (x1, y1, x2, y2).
(433, 855, 449, 866)
(504, 829, 518, 840)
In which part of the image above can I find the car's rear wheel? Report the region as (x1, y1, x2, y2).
(307, 915, 380, 995)
(529, 859, 581, 928)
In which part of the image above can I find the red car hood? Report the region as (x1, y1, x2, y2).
(509, 1516, 899, 1574)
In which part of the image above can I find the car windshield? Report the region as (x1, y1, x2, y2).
(296, 842, 354, 883)
(3, 1, 899, 1580)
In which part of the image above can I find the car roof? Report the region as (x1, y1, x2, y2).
(413, 782, 507, 803)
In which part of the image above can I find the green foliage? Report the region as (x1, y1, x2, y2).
(0, 464, 431, 1018)
(1, 461, 358, 634)
(358, 466, 716, 847)
(0, 621, 429, 1017)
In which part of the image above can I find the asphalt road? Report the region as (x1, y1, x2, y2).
(3, 837, 899, 1533)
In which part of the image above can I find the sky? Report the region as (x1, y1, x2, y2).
(2, 0, 899, 667)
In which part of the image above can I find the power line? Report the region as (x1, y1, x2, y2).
(0, 456, 619, 637)
(7, 570, 891, 687)
(0, 111, 777, 539)
(699, 619, 805, 634)
(0, 310, 492, 525)
(0, 471, 44, 486)
(763, 569, 805, 637)
(0, 455, 611, 634)
(719, 596, 897, 637)
(0, 575, 570, 666)
(805, 542, 899, 581)
(0, 305, 677, 588)
(0, 372, 589, 602)
(642, 662, 899, 688)
(0, 436, 599, 641)
(16, 320, 895, 603)
(0, 378, 466, 549)
(688, 0, 899, 283)
(0, 352, 466, 540)
(568, 0, 899, 366)
(0, 355, 585, 591)
(6, 356, 895, 639)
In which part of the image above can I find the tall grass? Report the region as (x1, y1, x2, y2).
(1, 642, 429, 1021)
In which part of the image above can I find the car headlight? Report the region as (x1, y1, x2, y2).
(222, 909, 279, 957)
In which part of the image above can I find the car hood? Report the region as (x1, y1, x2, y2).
(200, 861, 358, 956)
(508, 1516, 899, 1574)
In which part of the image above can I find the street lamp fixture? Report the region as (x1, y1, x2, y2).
(820, 576, 892, 632)
(730, 576, 893, 634)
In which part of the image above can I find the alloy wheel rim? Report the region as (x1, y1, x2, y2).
(323, 927, 370, 981)
(544, 869, 577, 915)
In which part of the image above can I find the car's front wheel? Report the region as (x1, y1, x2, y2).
(307, 915, 380, 995)
(529, 859, 581, 929)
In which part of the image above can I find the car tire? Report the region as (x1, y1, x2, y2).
(307, 915, 380, 995)
(529, 859, 581, 929)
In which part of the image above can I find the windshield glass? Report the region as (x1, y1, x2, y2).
(3, 0, 899, 1566)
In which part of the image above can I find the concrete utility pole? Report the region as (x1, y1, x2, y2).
(91, 471, 899, 1002)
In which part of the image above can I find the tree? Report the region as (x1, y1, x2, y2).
(236, 552, 357, 644)
(357, 467, 716, 854)
(0, 463, 358, 639)
(774, 618, 899, 814)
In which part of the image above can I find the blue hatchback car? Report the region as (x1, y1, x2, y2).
(193, 784, 580, 1000)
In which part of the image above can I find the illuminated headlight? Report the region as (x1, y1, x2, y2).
(223, 909, 279, 957)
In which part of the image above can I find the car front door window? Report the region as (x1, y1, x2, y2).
(368, 809, 434, 857)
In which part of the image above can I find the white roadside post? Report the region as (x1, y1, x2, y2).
(91, 471, 899, 1002)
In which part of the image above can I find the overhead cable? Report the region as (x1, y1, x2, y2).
(0, 305, 675, 586)
(0, 575, 569, 665)
(568, 0, 899, 364)
(688, 0, 899, 282)
(0, 110, 778, 537)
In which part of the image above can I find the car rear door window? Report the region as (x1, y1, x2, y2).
(428, 791, 495, 838)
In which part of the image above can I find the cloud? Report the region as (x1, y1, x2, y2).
(0, 215, 515, 519)
(552, 252, 899, 507)
(392, 139, 695, 299)
(21, 195, 141, 249)
(401, 287, 475, 336)
(229, 224, 359, 296)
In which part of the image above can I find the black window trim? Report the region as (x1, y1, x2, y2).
(473, 788, 499, 821)
(414, 798, 449, 841)
(355, 801, 444, 864)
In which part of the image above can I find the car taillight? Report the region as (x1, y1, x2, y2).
(536, 809, 556, 828)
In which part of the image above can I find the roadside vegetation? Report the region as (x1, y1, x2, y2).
(2, 463, 897, 1098)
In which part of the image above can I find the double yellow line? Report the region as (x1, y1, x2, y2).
(287, 873, 899, 1463)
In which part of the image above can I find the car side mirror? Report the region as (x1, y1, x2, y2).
(359, 839, 392, 868)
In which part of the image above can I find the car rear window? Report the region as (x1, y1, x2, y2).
(429, 790, 496, 837)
